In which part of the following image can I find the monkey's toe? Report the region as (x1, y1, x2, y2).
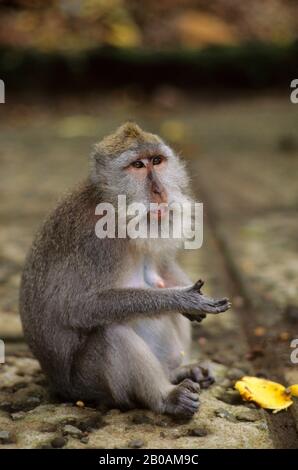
(171, 364, 215, 389)
(164, 379, 200, 418)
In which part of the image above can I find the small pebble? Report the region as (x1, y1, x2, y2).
(226, 368, 245, 381)
(0, 430, 14, 444)
(172, 429, 183, 439)
(51, 437, 67, 448)
(235, 409, 260, 422)
(80, 436, 89, 444)
(155, 419, 169, 427)
(76, 400, 85, 408)
(215, 408, 237, 423)
(187, 427, 208, 437)
(217, 390, 242, 405)
(26, 396, 41, 406)
(257, 422, 268, 431)
(62, 424, 83, 438)
(39, 423, 58, 433)
(78, 416, 104, 432)
(245, 402, 258, 410)
(128, 438, 144, 449)
(131, 414, 152, 425)
(10, 411, 26, 421)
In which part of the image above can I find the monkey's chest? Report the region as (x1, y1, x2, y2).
(124, 258, 163, 289)
(124, 263, 147, 288)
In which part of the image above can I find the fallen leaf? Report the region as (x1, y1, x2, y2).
(288, 384, 298, 398)
(235, 376, 298, 413)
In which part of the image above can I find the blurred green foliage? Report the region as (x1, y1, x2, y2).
(0, 1, 297, 91)
(0, 0, 297, 52)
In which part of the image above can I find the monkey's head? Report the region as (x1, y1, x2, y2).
(91, 122, 194, 251)
(91, 122, 191, 206)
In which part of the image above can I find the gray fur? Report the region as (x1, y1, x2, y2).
(20, 125, 230, 416)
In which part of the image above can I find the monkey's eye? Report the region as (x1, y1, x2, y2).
(152, 156, 162, 166)
(131, 160, 145, 169)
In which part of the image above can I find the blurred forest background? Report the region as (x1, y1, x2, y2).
(1, 0, 298, 49)
(0, 0, 298, 92)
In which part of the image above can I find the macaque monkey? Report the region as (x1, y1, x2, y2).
(20, 123, 230, 417)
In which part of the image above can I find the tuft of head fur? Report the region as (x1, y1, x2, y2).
(93, 122, 162, 160)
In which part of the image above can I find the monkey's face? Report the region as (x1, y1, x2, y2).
(98, 142, 191, 219)
(91, 124, 194, 250)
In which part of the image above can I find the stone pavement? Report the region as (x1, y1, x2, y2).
(0, 95, 297, 448)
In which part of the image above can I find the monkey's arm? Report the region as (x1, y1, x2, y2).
(65, 280, 229, 330)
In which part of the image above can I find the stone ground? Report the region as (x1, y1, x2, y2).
(0, 93, 298, 448)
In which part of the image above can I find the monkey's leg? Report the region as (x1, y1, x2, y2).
(76, 325, 200, 417)
(170, 364, 214, 389)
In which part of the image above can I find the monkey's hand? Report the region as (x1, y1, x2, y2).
(182, 279, 231, 322)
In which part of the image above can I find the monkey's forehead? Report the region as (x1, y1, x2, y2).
(95, 133, 163, 157)
(116, 142, 175, 166)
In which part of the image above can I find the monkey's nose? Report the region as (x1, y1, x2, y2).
(151, 183, 167, 204)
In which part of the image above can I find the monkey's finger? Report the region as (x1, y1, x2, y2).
(214, 297, 229, 305)
(193, 279, 204, 292)
(212, 301, 231, 313)
(200, 377, 215, 389)
(182, 312, 206, 322)
(201, 301, 230, 314)
(180, 391, 200, 404)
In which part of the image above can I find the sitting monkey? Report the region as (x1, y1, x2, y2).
(20, 123, 230, 417)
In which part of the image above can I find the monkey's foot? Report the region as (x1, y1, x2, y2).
(170, 364, 215, 389)
(164, 379, 200, 418)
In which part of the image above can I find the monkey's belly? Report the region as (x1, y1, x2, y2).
(123, 260, 190, 370)
(131, 315, 187, 371)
